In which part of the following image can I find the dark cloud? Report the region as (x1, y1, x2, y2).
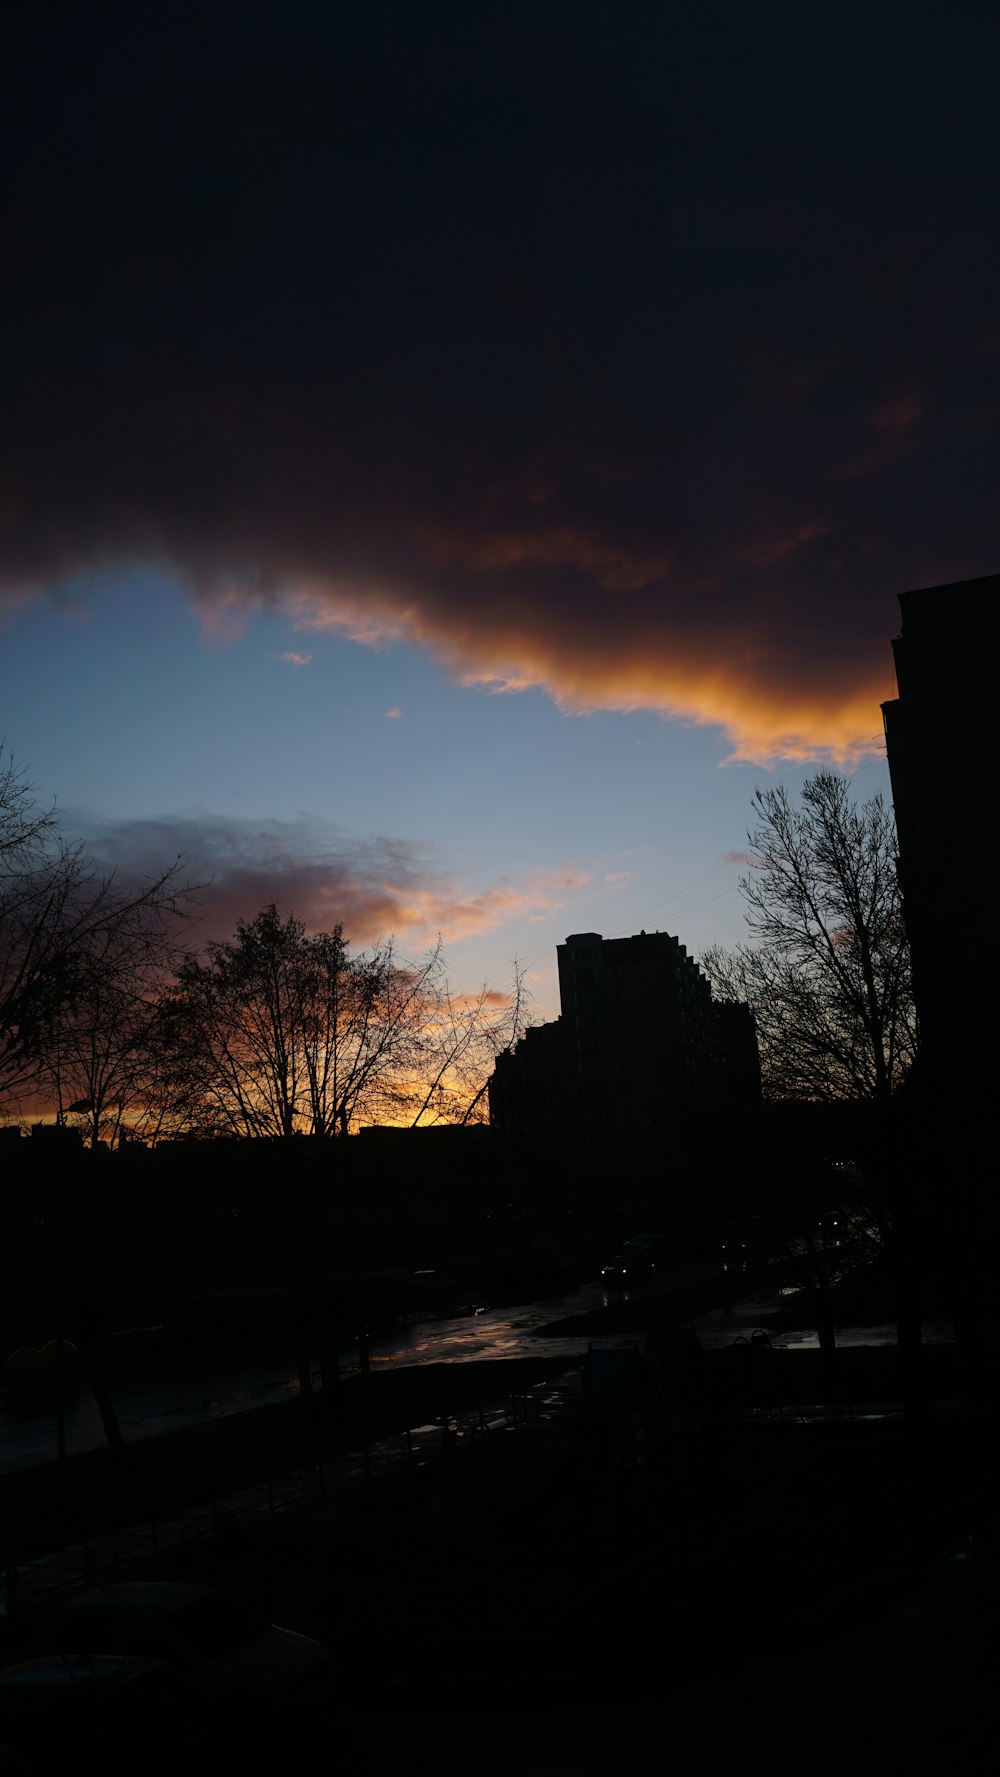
(4, 4, 999, 757)
(77, 810, 593, 948)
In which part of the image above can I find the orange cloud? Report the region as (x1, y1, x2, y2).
(448, 989, 511, 1011)
(380, 865, 594, 946)
(288, 582, 890, 765)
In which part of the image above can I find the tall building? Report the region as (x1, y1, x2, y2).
(490, 929, 759, 1192)
(882, 572, 999, 1091)
(487, 1018, 568, 1180)
(882, 573, 999, 1349)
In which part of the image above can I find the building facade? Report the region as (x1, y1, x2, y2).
(490, 929, 759, 1193)
(881, 572, 1000, 1347)
(882, 572, 999, 1092)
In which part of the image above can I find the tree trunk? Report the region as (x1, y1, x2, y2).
(942, 1140, 987, 1398)
(75, 1199, 126, 1460)
(295, 1344, 315, 1403)
(895, 1254, 926, 1423)
(78, 1321, 126, 1459)
(888, 1176, 926, 1423)
(877, 1097, 926, 1423)
(948, 1277, 984, 1398)
(277, 1233, 316, 1410)
(813, 1279, 837, 1384)
(307, 1249, 342, 1433)
(316, 1320, 342, 1436)
(888, 1164, 926, 1424)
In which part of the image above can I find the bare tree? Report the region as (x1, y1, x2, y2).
(41, 883, 203, 1149)
(400, 959, 532, 1129)
(168, 905, 531, 1141)
(703, 772, 915, 1104)
(1, 747, 75, 1108)
(1, 746, 197, 1123)
(753, 1159, 894, 1368)
(0, 746, 58, 860)
(165, 905, 530, 1406)
(704, 773, 927, 1405)
(1, 746, 199, 1453)
(165, 904, 432, 1406)
(167, 905, 442, 1140)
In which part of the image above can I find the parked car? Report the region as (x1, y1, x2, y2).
(0, 1653, 214, 1774)
(26, 1583, 331, 1705)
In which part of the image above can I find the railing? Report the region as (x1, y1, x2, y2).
(1, 1369, 541, 1634)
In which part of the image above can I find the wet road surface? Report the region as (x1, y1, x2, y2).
(0, 1276, 637, 1474)
(1, 1269, 955, 1474)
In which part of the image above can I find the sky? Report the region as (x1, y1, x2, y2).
(3, 3, 998, 1020)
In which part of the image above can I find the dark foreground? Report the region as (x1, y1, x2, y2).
(4, 1340, 999, 1775)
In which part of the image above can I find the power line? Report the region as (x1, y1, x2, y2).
(667, 887, 740, 921)
(631, 857, 735, 926)
(606, 885, 740, 943)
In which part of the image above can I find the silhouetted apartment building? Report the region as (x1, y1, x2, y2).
(882, 572, 999, 1094)
(489, 930, 759, 1189)
(487, 1019, 569, 1178)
